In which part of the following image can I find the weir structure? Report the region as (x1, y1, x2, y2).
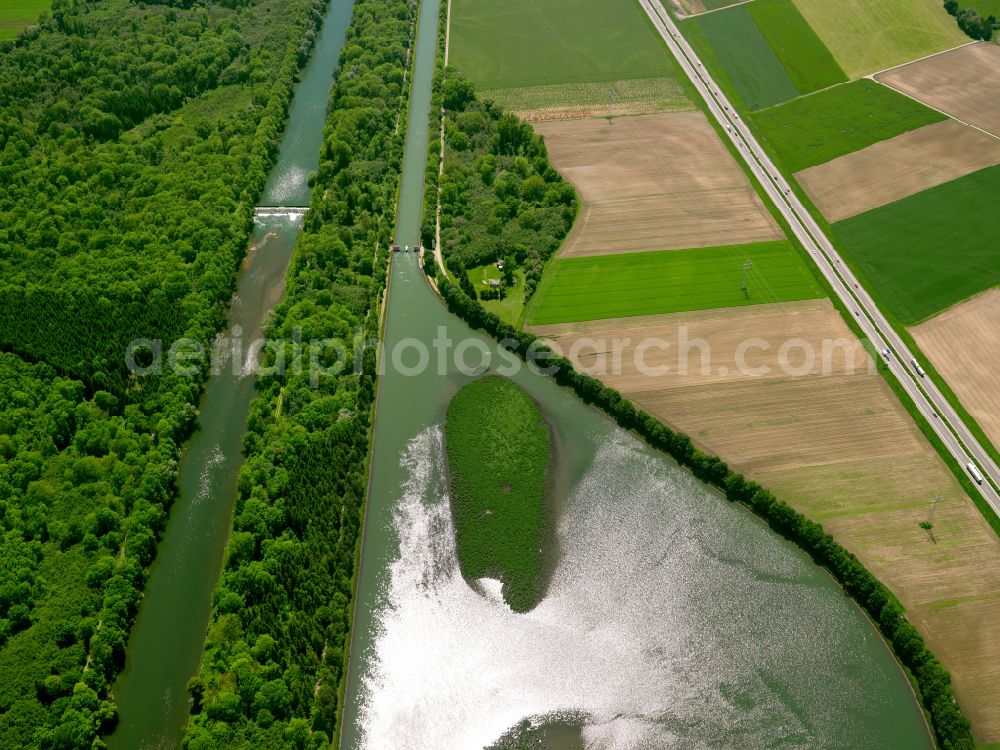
(253, 205, 308, 219)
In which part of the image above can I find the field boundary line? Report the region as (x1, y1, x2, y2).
(753, 42, 980, 118)
(865, 39, 978, 80)
(869, 78, 1000, 143)
(751, 76, 858, 114)
(685, 0, 754, 18)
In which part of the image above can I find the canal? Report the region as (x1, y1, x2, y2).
(107, 0, 355, 747)
(339, 0, 935, 746)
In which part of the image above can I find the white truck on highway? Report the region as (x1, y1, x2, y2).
(968, 462, 985, 485)
(911, 358, 927, 377)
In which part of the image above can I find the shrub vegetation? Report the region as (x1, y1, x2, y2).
(445, 376, 551, 612)
(944, 0, 998, 39)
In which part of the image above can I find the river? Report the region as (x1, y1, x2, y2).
(107, 1, 355, 747)
(338, 0, 934, 747)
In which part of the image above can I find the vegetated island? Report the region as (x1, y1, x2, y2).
(444, 375, 552, 612)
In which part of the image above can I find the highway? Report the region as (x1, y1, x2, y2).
(637, 0, 1000, 513)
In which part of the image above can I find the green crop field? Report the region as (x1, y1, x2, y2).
(747, 0, 847, 94)
(684, 5, 798, 110)
(791, 0, 967, 78)
(450, 0, 681, 90)
(833, 166, 1000, 324)
(526, 241, 824, 325)
(445, 376, 551, 612)
(751, 79, 946, 172)
(0, 0, 50, 39)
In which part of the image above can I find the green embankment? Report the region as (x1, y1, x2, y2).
(833, 165, 1000, 324)
(445, 376, 551, 612)
(683, 5, 799, 110)
(750, 79, 947, 172)
(526, 241, 824, 325)
(746, 0, 847, 94)
(450, 0, 682, 89)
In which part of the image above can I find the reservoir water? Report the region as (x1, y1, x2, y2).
(339, 0, 934, 746)
(107, 1, 354, 746)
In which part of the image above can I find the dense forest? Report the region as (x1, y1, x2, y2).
(0, 0, 328, 746)
(181, 0, 413, 746)
(427, 70, 576, 309)
(0, 0, 328, 390)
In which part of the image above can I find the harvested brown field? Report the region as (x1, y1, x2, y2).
(913, 287, 1000, 450)
(876, 42, 1000, 139)
(535, 111, 782, 258)
(531, 299, 1000, 742)
(796, 119, 1000, 221)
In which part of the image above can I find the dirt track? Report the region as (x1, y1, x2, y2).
(535, 111, 782, 257)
